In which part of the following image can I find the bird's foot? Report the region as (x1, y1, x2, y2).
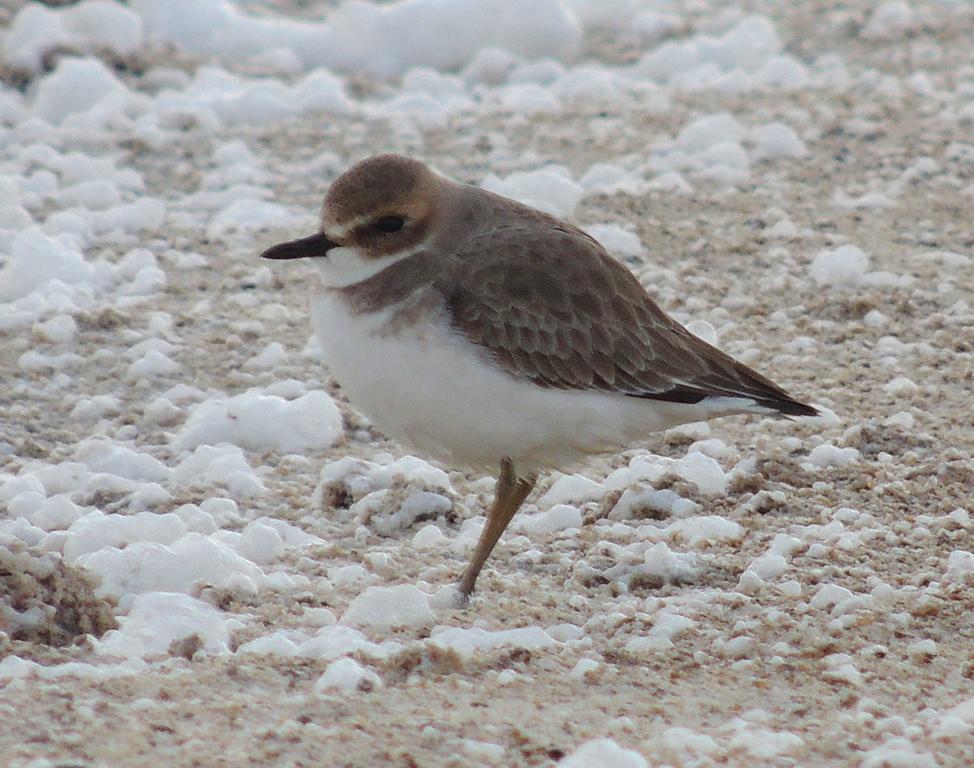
(427, 582, 472, 609)
(454, 584, 473, 608)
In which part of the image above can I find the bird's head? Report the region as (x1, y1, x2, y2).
(259, 154, 442, 280)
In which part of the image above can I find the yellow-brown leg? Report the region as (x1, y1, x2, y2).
(458, 458, 536, 599)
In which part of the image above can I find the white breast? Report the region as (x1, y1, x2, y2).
(310, 283, 713, 475)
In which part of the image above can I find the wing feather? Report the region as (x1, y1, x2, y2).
(435, 210, 816, 417)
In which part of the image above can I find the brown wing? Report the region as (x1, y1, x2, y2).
(436, 215, 816, 417)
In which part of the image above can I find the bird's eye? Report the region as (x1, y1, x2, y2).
(374, 216, 405, 233)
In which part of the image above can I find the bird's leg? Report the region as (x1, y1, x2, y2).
(458, 457, 536, 599)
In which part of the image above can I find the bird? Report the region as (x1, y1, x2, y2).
(259, 153, 817, 600)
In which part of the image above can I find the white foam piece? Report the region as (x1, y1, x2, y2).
(634, 16, 799, 91)
(92, 198, 167, 235)
(0, 228, 98, 303)
(245, 45, 303, 75)
(641, 542, 697, 581)
(609, 487, 700, 521)
(294, 624, 400, 660)
(370, 456, 453, 491)
(943, 551, 974, 583)
(150, 66, 354, 130)
(340, 585, 434, 632)
(906, 639, 937, 659)
(375, 90, 457, 131)
(862, 2, 915, 41)
(688, 438, 731, 461)
(18, 350, 84, 372)
(3, 1, 144, 73)
(0, 518, 47, 548)
(7, 491, 46, 518)
(940, 698, 974, 729)
(238, 625, 390, 659)
(559, 739, 649, 768)
(808, 245, 870, 287)
(883, 376, 918, 397)
(655, 727, 719, 758)
(697, 141, 751, 185)
(23, 494, 86, 532)
(859, 739, 937, 768)
(125, 338, 179, 362)
(96, 592, 234, 658)
(623, 611, 696, 655)
(753, 553, 792, 584)
(674, 452, 728, 496)
(481, 166, 584, 218)
(63, 510, 187, 560)
(302, 608, 337, 628)
(538, 473, 605, 509)
(33, 314, 78, 344)
(19, 460, 92, 496)
(884, 411, 912, 432)
(75, 439, 170, 483)
(0, 655, 146, 683)
(674, 113, 744, 152)
(551, 65, 625, 104)
(235, 520, 285, 564)
(205, 198, 303, 240)
(684, 319, 718, 347)
(833, 190, 896, 211)
(566, 0, 645, 31)
(132, 0, 581, 78)
(175, 390, 343, 453)
(76, 532, 268, 598)
(126, 349, 180, 380)
(569, 657, 600, 680)
(129, 483, 171, 514)
(578, 163, 649, 196)
(313, 658, 382, 693)
(170, 504, 217, 535)
(517, 504, 583, 535)
(314, 454, 453, 507)
(31, 57, 133, 126)
(169, 445, 264, 500)
(55, 179, 123, 211)
(329, 563, 374, 589)
(412, 524, 448, 549)
(364, 489, 453, 537)
(0, 475, 46, 504)
(651, 114, 753, 186)
(245, 341, 288, 370)
(750, 122, 808, 159)
(429, 625, 557, 659)
(632, 11, 682, 43)
(724, 721, 805, 756)
(45, 149, 146, 190)
(232, 632, 299, 656)
(653, 516, 742, 547)
(806, 444, 860, 468)
(584, 224, 645, 259)
(809, 583, 856, 610)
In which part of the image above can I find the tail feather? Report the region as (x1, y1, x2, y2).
(634, 385, 819, 418)
(760, 397, 819, 418)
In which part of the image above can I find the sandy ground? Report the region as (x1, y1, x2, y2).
(3, 1, 974, 766)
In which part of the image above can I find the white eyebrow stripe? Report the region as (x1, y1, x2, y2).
(325, 213, 376, 240)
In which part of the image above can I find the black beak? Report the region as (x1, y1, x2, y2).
(259, 232, 338, 260)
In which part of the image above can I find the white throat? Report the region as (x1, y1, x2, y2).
(311, 245, 420, 288)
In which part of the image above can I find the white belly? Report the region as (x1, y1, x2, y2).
(310, 288, 708, 475)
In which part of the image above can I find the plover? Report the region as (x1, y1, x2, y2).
(260, 154, 817, 599)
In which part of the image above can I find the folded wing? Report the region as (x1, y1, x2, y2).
(438, 218, 817, 418)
